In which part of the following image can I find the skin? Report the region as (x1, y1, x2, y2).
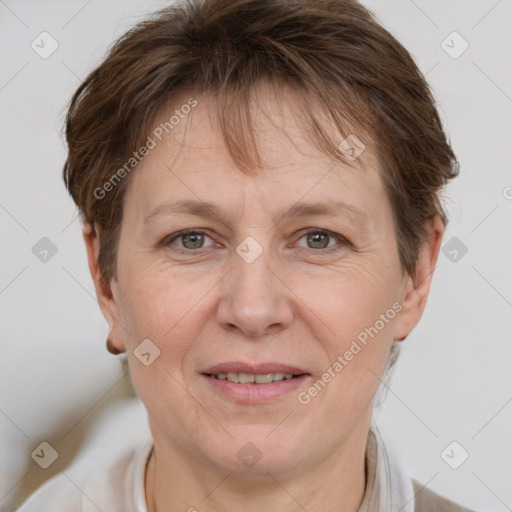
(84, 84, 444, 512)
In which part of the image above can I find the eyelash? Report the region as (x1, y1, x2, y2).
(162, 228, 350, 255)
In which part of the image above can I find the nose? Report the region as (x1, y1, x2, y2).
(216, 247, 294, 338)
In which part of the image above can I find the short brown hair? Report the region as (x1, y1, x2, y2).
(63, 0, 459, 283)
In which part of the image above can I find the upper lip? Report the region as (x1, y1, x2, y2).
(203, 362, 308, 375)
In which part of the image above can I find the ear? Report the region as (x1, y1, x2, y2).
(394, 215, 445, 341)
(83, 223, 126, 353)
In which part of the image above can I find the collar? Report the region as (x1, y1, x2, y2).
(358, 424, 416, 512)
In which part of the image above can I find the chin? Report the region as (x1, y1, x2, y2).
(202, 427, 309, 475)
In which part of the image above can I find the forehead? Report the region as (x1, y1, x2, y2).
(122, 85, 388, 226)
(151, 83, 375, 166)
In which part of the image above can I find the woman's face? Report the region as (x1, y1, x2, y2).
(92, 86, 438, 475)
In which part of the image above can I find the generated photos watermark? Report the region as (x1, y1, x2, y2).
(298, 302, 403, 405)
(93, 97, 198, 200)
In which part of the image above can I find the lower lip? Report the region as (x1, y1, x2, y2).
(202, 374, 310, 403)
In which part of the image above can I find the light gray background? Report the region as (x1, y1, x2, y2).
(1, 1, 511, 511)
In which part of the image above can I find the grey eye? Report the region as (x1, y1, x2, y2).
(179, 232, 206, 249)
(305, 232, 331, 249)
(295, 230, 341, 250)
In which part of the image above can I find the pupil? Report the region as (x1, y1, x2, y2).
(308, 233, 328, 249)
(183, 233, 203, 249)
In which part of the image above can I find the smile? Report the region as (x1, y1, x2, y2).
(208, 372, 300, 384)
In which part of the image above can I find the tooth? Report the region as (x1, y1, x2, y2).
(227, 372, 238, 383)
(255, 373, 274, 384)
(219, 372, 297, 384)
(238, 372, 255, 383)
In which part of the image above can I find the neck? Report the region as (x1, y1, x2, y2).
(145, 416, 371, 512)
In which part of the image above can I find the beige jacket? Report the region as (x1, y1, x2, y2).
(412, 480, 475, 511)
(359, 425, 476, 512)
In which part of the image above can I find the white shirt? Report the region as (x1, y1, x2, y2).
(16, 424, 416, 512)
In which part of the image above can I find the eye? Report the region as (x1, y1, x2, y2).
(294, 229, 348, 251)
(162, 228, 349, 255)
(165, 229, 216, 252)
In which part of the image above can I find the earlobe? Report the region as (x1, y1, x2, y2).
(393, 215, 445, 342)
(82, 223, 126, 354)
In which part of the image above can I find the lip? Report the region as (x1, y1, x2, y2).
(201, 361, 310, 404)
(202, 361, 307, 375)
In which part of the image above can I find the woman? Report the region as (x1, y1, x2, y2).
(17, 0, 475, 510)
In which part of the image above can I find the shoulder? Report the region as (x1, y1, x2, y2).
(15, 439, 152, 512)
(14, 472, 82, 512)
(412, 479, 477, 512)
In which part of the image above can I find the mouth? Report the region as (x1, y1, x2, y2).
(206, 372, 303, 384)
(201, 362, 310, 403)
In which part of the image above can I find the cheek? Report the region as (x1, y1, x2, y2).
(117, 267, 212, 430)
(288, 262, 400, 409)
(118, 260, 175, 332)
(117, 262, 214, 365)
(291, 260, 401, 344)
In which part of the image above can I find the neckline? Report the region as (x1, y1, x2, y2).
(132, 426, 413, 512)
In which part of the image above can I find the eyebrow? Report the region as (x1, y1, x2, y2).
(143, 199, 369, 225)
